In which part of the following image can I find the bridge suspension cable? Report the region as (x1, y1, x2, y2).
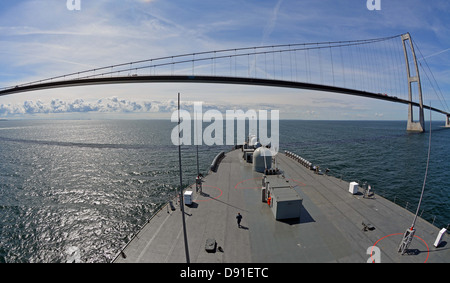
(1, 33, 448, 124)
(2, 35, 401, 92)
(412, 38, 450, 114)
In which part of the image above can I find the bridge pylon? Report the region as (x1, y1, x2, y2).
(446, 115, 450, 128)
(401, 33, 425, 133)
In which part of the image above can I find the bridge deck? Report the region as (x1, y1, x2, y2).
(113, 149, 449, 263)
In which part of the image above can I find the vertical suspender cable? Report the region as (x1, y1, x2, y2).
(329, 46, 335, 86)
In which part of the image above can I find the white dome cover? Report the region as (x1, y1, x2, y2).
(252, 147, 272, 173)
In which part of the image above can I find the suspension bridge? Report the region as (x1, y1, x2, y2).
(1, 32, 449, 132)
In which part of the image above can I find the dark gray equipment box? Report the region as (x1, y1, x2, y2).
(265, 176, 302, 220)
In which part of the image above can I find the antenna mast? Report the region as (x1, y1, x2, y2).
(177, 92, 190, 263)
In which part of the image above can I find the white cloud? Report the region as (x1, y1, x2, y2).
(261, 0, 284, 44)
(0, 97, 162, 116)
(0, 96, 248, 117)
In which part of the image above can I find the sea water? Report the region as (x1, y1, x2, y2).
(0, 119, 448, 262)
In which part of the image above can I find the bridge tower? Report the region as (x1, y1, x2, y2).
(401, 33, 425, 133)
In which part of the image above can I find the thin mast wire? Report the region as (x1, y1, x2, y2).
(411, 103, 432, 229)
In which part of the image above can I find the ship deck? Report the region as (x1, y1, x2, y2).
(113, 149, 449, 263)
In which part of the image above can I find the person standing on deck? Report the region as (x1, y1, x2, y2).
(236, 213, 243, 228)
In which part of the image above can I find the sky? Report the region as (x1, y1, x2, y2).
(0, 0, 449, 120)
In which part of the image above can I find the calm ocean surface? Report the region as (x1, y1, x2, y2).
(0, 119, 448, 262)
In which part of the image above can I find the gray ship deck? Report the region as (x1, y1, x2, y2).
(113, 149, 449, 263)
